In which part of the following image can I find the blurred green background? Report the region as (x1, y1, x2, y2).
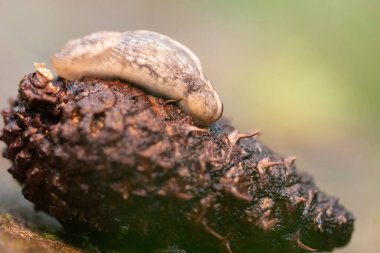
(0, 0, 378, 252)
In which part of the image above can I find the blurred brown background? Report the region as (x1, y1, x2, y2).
(1, 0, 379, 252)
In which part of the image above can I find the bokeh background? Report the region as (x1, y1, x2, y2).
(1, 0, 379, 252)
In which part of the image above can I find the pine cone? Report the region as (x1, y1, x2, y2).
(0, 67, 354, 253)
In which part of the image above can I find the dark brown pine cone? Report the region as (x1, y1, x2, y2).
(0, 66, 354, 253)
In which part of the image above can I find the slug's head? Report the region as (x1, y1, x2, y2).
(180, 78, 223, 126)
(51, 31, 121, 81)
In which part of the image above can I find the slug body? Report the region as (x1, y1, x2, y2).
(52, 30, 223, 126)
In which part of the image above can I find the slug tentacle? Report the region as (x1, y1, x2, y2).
(51, 30, 223, 126)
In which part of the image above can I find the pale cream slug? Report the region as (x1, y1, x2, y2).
(51, 30, 223, 126)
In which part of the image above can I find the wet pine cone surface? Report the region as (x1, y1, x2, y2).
(0, 70, 354, 253)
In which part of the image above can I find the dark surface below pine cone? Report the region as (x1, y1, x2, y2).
(0, 70, 354, 253)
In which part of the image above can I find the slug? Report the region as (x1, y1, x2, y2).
(51, 30, 223, 126)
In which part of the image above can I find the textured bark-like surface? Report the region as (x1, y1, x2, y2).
(0, 70, 354, 253)
(0, 214, 83, 253)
